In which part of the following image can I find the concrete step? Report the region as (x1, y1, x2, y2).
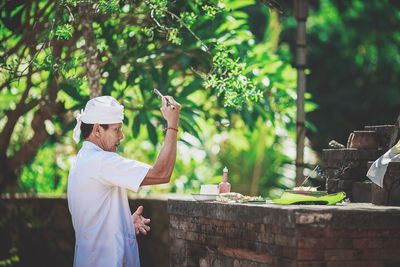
(364, 125, 397, 150)
(352, 181, 372, 203)
(347, 130, 379, 149)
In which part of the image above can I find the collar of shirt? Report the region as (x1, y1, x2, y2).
(82, 141, 104, 152)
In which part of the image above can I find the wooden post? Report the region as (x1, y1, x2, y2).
(294, 0, 308, 185)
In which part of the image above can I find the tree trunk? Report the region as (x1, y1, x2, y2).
(79, 4, 102, 98)
(294, 0, 308, 186)
(250, 124, 266, 195)
(0, 42, 65, 193)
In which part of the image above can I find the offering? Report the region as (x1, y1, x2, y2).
(285, 166, 328, 196)
(191, 194, 217, 201)
(192, 184, 219, 201)
(219, 166, 231, 193)
(285, 186, 327, 196)
(216, 192, 265, 203)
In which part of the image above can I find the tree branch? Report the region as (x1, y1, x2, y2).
(142, 0, 210, 53)
(8, 75, 64, 174)
(0, 65, 36, 154)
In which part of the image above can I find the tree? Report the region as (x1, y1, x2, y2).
(0, 0, 298, 194)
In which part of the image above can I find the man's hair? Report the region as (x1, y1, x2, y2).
(81, 122, 109, 139)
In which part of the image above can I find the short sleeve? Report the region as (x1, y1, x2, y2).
(98, 152, 151, 192)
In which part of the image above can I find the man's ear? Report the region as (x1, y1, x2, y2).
(93, 124, 101, 137)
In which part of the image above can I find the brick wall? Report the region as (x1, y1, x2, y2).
(168, 200, 400, 267)
(0, 196, 169, 267)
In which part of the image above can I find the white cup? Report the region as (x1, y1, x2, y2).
(200, 184, 219, 195)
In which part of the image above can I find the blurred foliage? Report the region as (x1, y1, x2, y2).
(280, 0, 400, 151)
(0, 0, 302, 197)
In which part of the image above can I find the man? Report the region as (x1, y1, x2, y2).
(67, 95, 180, 267)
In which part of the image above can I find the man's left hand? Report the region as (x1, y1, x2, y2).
(132, 205, 151, 235)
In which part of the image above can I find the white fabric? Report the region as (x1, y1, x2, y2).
(73, 96, 124, 143)
(67, 141, 151, 267)
(367, 139, 400, 187)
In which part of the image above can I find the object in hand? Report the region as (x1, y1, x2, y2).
(153, 88, 175, 109)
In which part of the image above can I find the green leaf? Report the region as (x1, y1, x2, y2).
(146, 121, 158, 145)
(305, 120, 318, 133)
(59, 82, 83, 100)
(178, 80, 202, 98)
(241, 106, 254, 130)
(132, 113, 142, 138)
(123, 115, 129, 126)
(225, 0, 255, 11)
(55, 24, 73, 40)
(305, 101, 318, 113)
(10, 4, 24, 17)
(180, 117, 200, 139)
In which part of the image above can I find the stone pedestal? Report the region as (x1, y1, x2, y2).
(322, 149, 381, 200)
(168, 199, 400, 267)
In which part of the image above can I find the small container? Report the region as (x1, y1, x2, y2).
(219, 166, 231, 193)
(200, 184, 219, 195)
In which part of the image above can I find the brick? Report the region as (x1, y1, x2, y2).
(297, 249, 324, 260)
(270, 224, 295, 235)
(381, 249, 400, 260)
(297, 261, 325, 267)
(217, 245, 273, 264)
(255, 232, 274, 243)
(353, 238, 383, 249)
(245, 222, 258, 231)
(326, 261, 383, 267)
(186, 231, 204, 242)
(275, 234, 297, 247)
(352, 182, 372, 203)
(362, 248, 400, 266)
(170, 228, 186, 239)
(296, 226, 329, 238)
(324, 249, 360, 261)
(281, 246, 297, 259)
(348, 229, 389, 238)
(259, 224, 269, 233)
(364, 125, 396, 149)
(338, 180, 353, 190)
(170, 238, 186, 254)
(327, 178, 340, 193)
(322, 149, 381, 162)
(325, 238, 353, 249)
(170, 216, 179, 226)
(360, 249, 384, 260)
(298, 237, 352, 249)
(250, 242, 276, 255)
(204, 235, 225, 246)
(360, 249, 400, 261)
(275, 258, 296, 267)
(384, 238, 400, 248)
(298, 238, 323, 248)
(199, 258, 209, 267)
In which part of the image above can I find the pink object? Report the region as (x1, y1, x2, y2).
(219, 166, 231, 193)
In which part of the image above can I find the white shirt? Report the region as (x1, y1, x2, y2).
(67, 141, 150, 267)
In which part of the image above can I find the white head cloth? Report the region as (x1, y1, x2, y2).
(72, 96, 124, 143)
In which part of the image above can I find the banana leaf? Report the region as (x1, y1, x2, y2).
(272, 192, 346, 205)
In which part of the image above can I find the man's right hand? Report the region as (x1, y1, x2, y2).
(140, 95, 180, 186)
(160, 96, 180, 128)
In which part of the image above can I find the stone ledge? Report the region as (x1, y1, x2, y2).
(167, 199, 400, 228)
(322, 149, 383, 161)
